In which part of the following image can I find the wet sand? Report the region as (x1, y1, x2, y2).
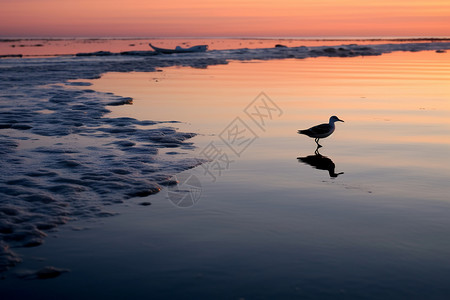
(1, 41, 450, 299)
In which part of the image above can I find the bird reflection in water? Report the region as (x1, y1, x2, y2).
(297, 147, 344, 178)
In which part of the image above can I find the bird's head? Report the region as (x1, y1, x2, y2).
(330, 116, 344, 123)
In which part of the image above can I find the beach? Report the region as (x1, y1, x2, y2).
(1, 39, 450, 299)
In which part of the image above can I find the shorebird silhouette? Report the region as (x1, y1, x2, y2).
(297, 147, 344, 178)
(298, 116, 344, 147)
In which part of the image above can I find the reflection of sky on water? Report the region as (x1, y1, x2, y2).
(92, 50, 450, 200)
(4, 50, 450, 299)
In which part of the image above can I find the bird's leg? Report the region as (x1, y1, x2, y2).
(314, 146, 320, 155)
(315, 138, 322, 148)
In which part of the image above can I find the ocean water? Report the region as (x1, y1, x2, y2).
(1, 40, 450, 299)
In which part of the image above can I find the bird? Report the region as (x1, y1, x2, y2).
(298, 116, 344, 148)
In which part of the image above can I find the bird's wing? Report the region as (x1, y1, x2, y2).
(309, 123, 331, 135)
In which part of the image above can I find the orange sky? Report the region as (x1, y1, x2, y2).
(1, 0, 449, 37)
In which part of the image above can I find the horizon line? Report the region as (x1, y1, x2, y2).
(1, 35, 450, 41)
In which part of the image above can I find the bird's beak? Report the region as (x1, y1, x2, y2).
(339, 119, 344, 122)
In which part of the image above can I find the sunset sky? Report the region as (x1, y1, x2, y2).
(1, 0, 449, 37)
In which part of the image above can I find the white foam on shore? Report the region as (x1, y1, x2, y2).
(0, 67, 202, 274)
(1, 41, 450, 274)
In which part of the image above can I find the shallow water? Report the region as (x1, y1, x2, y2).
(92, 50, 450, 198)
(3, 50, 450, 299)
